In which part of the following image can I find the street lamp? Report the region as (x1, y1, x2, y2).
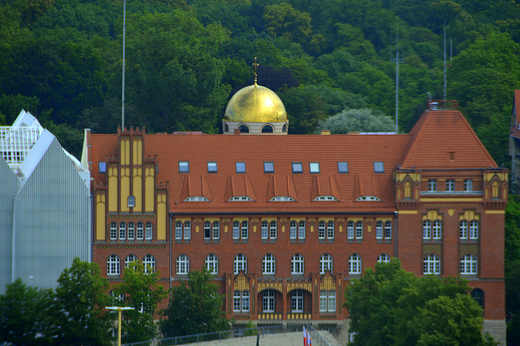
(106, 306, 135, 346)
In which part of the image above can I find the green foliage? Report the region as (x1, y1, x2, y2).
(56, 257, 113, 346)
(345, 258, 490, 346)
(0, 278, 61, 345)
(160, 267, 230, 338)
(316, 108, 394, 134)
(263, 2, 312, 44)
(242, 319, 258, 336)
(115, 260, 167, 343)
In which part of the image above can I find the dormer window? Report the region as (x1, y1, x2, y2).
(356, 196, 381, 201)
(128, 196, 135, 207)
(228, 196, 254, 201)
(313, 196, 338, 201)
(184, 196, 209, 202)
(269, 196, 295, 201)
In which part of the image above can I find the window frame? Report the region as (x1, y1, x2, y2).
(309, 162, 320, 173)
(263, 289, 275, 313)
(319, 254, 333, 274)
(428, 179, 437, 192)
(446, 179, 455, 192)
(236, 162, 246, 173)
(373, 161, 384, 173)
(291, 289, 304, 313)
(107, 255, 120, 275)
(262, 253, 276, 275)
(207, 161, 217, 173)
(179, 161, 189, 173)
(464, 179, 473, 192)
(423, 254, 440, 274)
(264, 161, 274, 173)
(377, 254, 391, 263)
(349, 254, 362, 274)
(291, 254, 304, 274)
(234, 254, 247, 274)
(176, 254, 190, 275)
(337, 161, 348, 173)
(460, 254, 477, 274)
(205, 254, 218, 275)
(292, 162, 303, 173)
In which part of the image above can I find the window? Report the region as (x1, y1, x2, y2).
(184, 196, 209, 202)
(318, 221, 326, 239)
(469, 220, 479, 239)
(224, 124, 229, 132)
(205, 254, 218, 274)
(404, 181, 412, 198)
(176, 254, 190, 274)
(314, 195, 338, 201)
(184, 221, 191, 240)
(99, 162, 106, 173)
(207, 161, 217, 173)
(234, 254, 247, 274)
(175, 221, 183, 240)
(269, 196, 295, 201)
(446, 179, 455, 192)
(376, 221, 383, 239)
(356, 221, 363, 239)
(204, 221, 212, 239)
(233, 221, 240, 239)
(263, 290, 275, 312)
(309, 162, 320, 173)
(428, 179, 437, 192)
(143, 254, 155, 273)
(264, 161, 274, 173)
(262, 124, 274, 133)
(471, 289, 484, 309)
(239, 125, 249, 133)
(423, 254, 440, 274)
(241, 221, 249, 239)
(261, 221, 268, 239)
(234, 290, 250, 312)
(128, 196, 135, 207)
(291, 289, 304, 312)
(242, 291, 250, 312)
(262, 254, 276, 275)
(432, 220, 442, 239)
(213, 221, 220, 239)
(107, 255, 120, 275)
(320, 291, 336, 312)
(460, 220, 468, 239)
(356, 196, 381, 201)
(137, 222, 144, 240)
(128, 222, 135, 240)
(299, 221, 306, 239)
(125, 254, 138, 269)
(270, 221, 277, 239)
(292, 162, 303, 173)
(423, 220, 431, 239)
(377, 254, 391, 263)
(290, 221, 297, 239)
(119, 222, 126, 240)
(425, 219, 442, 240)
(145, 222, 152, 240)
(236, 162, 246, 173)
(338, 162, 348, 173)
(291, 254, 304, 274)
(373, 162, 384, 173)
(320, 254, 333, 274)
(464, 179, 473, 192)
(460, 254, 477, 274)
(228, 196, 253, 201)
(110, 222, 117, 240)
(384, 221, 392, 239)
(347, 221, 354, 239)
(282, 124, 287, 132)
(349, 254, 362, 274)
(327, 221, 335, 239)
(179, 161, 189, 173)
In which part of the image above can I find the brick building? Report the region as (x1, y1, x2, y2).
(83, 84, 506, 342)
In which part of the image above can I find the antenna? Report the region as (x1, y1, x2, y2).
(391, 21, 404, 133)
(122, 0, 126, 130)
(443, 22, 447, 104)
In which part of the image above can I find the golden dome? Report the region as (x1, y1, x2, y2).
(224, 84, 287, 123)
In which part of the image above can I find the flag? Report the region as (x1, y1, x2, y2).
(307, 331, 312, 346)
(303, 327, 307, 346)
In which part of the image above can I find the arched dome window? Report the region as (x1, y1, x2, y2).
(224, 124, 229, 132)
(262, 125, 274, 133)
(282, 124, 287, 132)
(238, 125, 250, 133)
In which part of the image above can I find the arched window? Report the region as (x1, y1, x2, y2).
(213, 221, 220, 239)
(299, 221, 306, 239)
(262, 125, 274, 133)
(460, 220, 468, 239)
(205, 254, 218, 274)
(262, 254, 276, 274)
(464, 179, 473, 192)
(175, 221, 183, 240)
(261, 220, 269, 239)
(110, 222, 117, 240)
(291, 289, 304, 312)
(377, 254, 390, 263)
(184, 221, 191, 240)
(263, 290, 275, 312)
(349, 254, 362, 274)
(234, 254, 247, 274)
(291, 254, 304, 274)
(241, 221, 249, 239)
(270, 221, 277, 239)
(125, 254, 138, 269)
(376, 221, 383, 239)
(128, 222, 135, 240)
(327, 221, 335, 239)
(127, 196, 135, 208)
(492, 181, 499, 198)
(356, 221, 363, 239)
(282, 124, 287, 132)
(460, 254, 477, 274)
(233, 221, 240, 239)
(119, 222, 126, 240)
(318, 221, 326, 239)
(320, 291, 336, 312)
(204, 221, 212, 239)
(432, 220, 442, 239)
(224, 124, 229, 132)
(143, 254, 155, 273)
(347, 221, 355, 239)
(107, 255, 120, 275)
(145, 222, 153, 240)
(290, 221, 297, 239)
(384, 221, 392, 239)
(423, 254, 440, 274)
(470, 220, 479, 239)
(423, 220, 431, 239)
(320, 254, 333, 274)
(471, 288, 484, 309)
(176, 254, 190, 274)
(137, 222, 144, 240)
(239, 125, 249, 133)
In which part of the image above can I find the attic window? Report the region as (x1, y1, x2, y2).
(313, 196, 338, 201)
(207, 162, 217, 173)
(128, 196, 135, 207)
(448, 152, 455, 161)
(228, 196, 253, 201)
(309, 162, 320, 173)
(236, 162, 246, 173)
(356, 196, 381, 201)
(179, 161, 189, 173)
(184, 196, 209, 202)
(292, 162, 303, 173)
(373, 162, 384, 173)
(337, 162, 348, 173)
(99, 162, 106, 173)
(270, 196, 295, 201)
(264, 162, 274, 173)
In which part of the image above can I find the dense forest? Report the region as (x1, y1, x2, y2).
(1, 0, 520, 165)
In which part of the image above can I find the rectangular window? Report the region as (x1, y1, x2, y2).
(446, 179, 455, 192)
(145, 223, 153, 240)
(207, 162, 217, 173)
(338, 162, 348, 173)
(309, 162, 320, 173)
(236, 162, 246, 173)
(179, 161, 189, 173)
(99, 162, 106, 173)
(137, 223, 144, 240)
(373, 162, 384, 173)
(463, 179, 473, 192)
(428, 179, 437, 192)
(264, 161, 274, 173)
(292, 162, 303, 173)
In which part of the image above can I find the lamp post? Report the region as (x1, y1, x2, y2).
(106, 306, 135, 346)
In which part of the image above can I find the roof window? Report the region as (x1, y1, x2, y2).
(338, 162, 348, 173)
(309, 162, 320, 173)
(292, 162, 303, 173)
(207, 162, 217, 173)
(373, 162, 384, 173)
(236, 162, 246, 173)
(264, 162, 274, 173)
(179, 161, 189, 173)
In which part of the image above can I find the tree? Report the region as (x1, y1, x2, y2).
(0, 279, 60, 345)
(115, 260, 167, 343)
(316, 108, 394, 134)
(160, 267, 230, 338)
(55, 257, 113, 346)
(263, 2, 312, 44)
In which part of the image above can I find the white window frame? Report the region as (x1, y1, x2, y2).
(470, 220, 479, 239)
(263, 290, 275, 312)
(423, 254, 440, 274)
(145, 222, 153, 240)
(290, 221, 297, 239)
(349, 254, 362, 274)
(298, 221, 306, 239)
(356, 221, 363, 239)
(143, 254, 155, 273)
(184, 221, 191, 240)
(428, 179, 437, 192)
(242, 291, 250, 312)
(376, 221, 383, 239)
(460, 220, 468, 239)
(270, 221, 277, 239)
(110, 222, 117, 240)
(175, 221, 183, 240)
(262, 254, 276, 275)
(204, 221, 212, 239)
(432, 220, 442, 239)
(291, 254, 304, 274)
(205, 254, 218, 274)
(176, 254, 190, 275)
(318, 221, 326, 239)
(320, 254, 333, 274)
(460, 254, 477, 274)
(136, 222, 144, 240)
(233, 221, 240, 239)
(241, 221, 249, 239)
(464, 179, 473, 192)
(234, 254, 247, 274)
(125, 254, 138, 269)
(107, 255, 120, 275)
(347, 221, 354, 239)
(233, 290, 241, 312)
(327, 221, 334, 239)
(119, 222, 126, 240)
(213, 221, 220, 239)
(377, 254, 390, 263)
(446, 179, 455, 192)
(291, 289, 304, 312)
(127, 222, 135, 240)
(423, 220, 431, 239)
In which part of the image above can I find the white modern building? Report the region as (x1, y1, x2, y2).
(0, 110, 91, 292)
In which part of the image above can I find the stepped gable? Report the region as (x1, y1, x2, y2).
(401, 109, 497, 169)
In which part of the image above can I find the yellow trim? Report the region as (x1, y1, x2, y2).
(420, 198, 483, 202)
(157, 194, 167, 240)
(397, 210, 417, 214)
(145, 167, 154, 212)
(485, 210, 505, 214)
(376, 217, 393, 222)
(96, 194, 106, 240)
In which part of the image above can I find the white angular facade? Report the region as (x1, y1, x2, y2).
(0, 110, 91, 292)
